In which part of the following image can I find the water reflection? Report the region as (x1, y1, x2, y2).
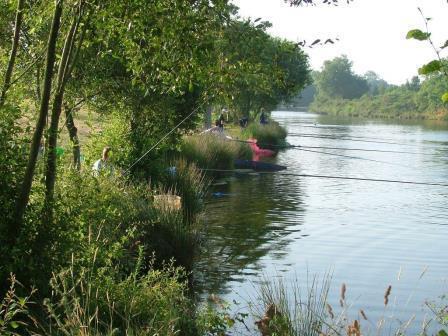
(194, 172, 305, 295)
(194, 111, 448, 334)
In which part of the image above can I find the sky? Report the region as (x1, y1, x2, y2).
(231, 0, 448, 85)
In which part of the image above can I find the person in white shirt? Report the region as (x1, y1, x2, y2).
(92, 146, 113, 176)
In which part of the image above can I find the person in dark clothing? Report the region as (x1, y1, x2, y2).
(215, 119, 224, 131)
(260, 111, 268, 125)
(239, 116, 248, 128)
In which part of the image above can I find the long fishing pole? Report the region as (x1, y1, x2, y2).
(285, 144, 432, 156)
(287, 133, 413, 147)
(124, 95, 211, 174)
(200, 169, 448, 188)
(293, 147, 412, 168)
(288, 131, 407, 142)
(226, 138, 414, 168)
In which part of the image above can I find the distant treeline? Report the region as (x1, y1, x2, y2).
(283, 55, 448, 120)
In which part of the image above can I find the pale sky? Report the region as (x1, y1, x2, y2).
(232, 0, 448, 85)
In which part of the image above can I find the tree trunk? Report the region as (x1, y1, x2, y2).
(64, 103, 81, 170)
(44, 11, 80, 220)
(11, 0, 63, 245)
(0, 0, 25, 107)
(35, 63, 41, 102)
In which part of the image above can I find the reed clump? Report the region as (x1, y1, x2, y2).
(181, 134, 251, 170)
(244, 121, 287, 149)
(253, 275, 330, 336)
(252, 277, 443, 336)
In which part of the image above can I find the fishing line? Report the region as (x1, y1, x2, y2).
(124, 95, 210, 174)
(200, 169, 448, 187)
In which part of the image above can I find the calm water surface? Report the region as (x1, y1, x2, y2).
(194, 111, 448, 335)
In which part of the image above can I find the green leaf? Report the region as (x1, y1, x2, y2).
(441, 40, 448, 49)
(418, 60, 442, 75)
(9, 321, 19, 329)
(437, 330, 448, 336)
(406, 29, 431, 41)
(442, 92, 448, 103)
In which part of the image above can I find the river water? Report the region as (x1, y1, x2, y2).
(194, 111, 448, 335)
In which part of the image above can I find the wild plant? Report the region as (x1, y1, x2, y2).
(0, 274, 38, 336)
(252, 274, 331, 336)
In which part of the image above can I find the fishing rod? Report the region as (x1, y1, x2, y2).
(293, 147, 412, 168)
(285, 144, 432, 156)
(226, 138, 414, 168)
(288, 131, 406, 142)
(287, 133, 414, 147)
(200, 169, 448, 188)
(124, 95, 211, 174)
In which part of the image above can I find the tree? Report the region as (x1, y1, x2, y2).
(215, 18, 310, 119)
(315, 55, 368, 99)
(405, 76, 421, 92)
(12, 0, 64, 244)
(364, 71, 389, 96)
(406, 7, 448, 103)
(0, 0, 25, 107)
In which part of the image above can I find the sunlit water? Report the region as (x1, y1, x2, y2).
(194, 111, 448, 335)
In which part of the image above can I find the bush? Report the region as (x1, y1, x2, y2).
(181, 134, 251, 170)
(244, 121, 287, 149)
(0, 104, 29, 241)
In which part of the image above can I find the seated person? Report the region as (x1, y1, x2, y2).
(239, 116, 248, 128)
(260, 111, 268, 125)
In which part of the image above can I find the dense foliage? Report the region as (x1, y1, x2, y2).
(285, 55, 448, 120)
(314, 55, 369, 100)
(0, 0, 310, 333)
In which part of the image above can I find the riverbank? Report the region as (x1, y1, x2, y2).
(181, 121, 288, 171)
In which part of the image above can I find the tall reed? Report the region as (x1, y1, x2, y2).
(253, 274, 331, 336)
(181, 134, 251, 170)
(244, 121, 287, 149)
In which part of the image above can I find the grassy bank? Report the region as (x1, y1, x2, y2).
(180, 120, 288, 170)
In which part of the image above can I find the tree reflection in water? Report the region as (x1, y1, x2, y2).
(193, 171, 305, 296)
